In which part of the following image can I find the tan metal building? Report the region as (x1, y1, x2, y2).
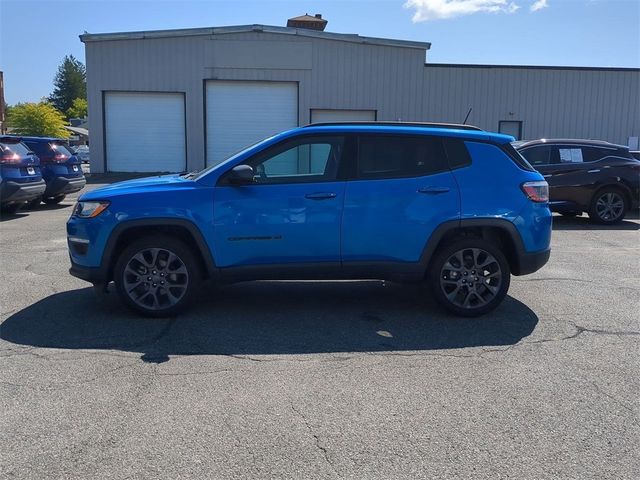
(80, 24, 640, 173)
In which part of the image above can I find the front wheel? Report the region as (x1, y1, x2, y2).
(429, 239, 511, 317)
(588, 188, 627, 224)
(43, 194, 66, 205)
(0, 203, 22, 215)
(114, 235, 201, 317)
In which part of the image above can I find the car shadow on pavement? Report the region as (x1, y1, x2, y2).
(0, 211, 29, 222)
(552, 213, 640, 231)
(1, 281, 538, 361)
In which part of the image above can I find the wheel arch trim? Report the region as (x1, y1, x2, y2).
(102, 218, 217, 281)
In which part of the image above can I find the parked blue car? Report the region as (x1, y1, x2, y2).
(21, 137, 86, 207)
(67, 123, 552, 317)
(0, 136, 46, 214)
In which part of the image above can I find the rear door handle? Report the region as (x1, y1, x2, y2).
(543, 174, 553, 178)
(587, 169, 601, 173)
(305, 192, 337, 200)
(418, 186, 450, 194)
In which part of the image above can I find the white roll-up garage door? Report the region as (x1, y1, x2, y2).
(206, 81, 298, 166)
(104, 92, 186, 172)
(311, 109, 376, 123)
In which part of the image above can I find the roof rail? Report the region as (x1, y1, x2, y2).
(304, 121, 483, 131)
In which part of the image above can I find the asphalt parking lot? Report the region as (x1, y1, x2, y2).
(1, 179, 639, 479)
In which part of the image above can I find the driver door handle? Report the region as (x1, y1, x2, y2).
(418, 186, 450, 194)
(305, 192, 337, 200)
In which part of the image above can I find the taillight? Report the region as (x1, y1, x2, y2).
(0, 153, 21, 164)
(53, 153, 68, 163)
(521, 181, 549, 203)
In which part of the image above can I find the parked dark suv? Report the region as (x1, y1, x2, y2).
(21, 137, 86, 207)
(515, 139, 640, 224)
(0, 136, 46, 214)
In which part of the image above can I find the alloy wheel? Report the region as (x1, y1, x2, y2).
(439, 247, 502, 310)
(122, 248, 189, 310)
(595, 192, 624, 222)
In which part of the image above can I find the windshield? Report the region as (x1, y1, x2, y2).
(51, 143, 74, 157)
(0, 141, 32, 157)
(192, 136, 276, 180)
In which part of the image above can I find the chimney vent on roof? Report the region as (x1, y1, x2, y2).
(287, 13, 328, 31)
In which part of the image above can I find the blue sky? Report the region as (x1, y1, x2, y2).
(1, 0, 638, 105)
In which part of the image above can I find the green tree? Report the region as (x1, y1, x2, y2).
(67, 98, 88, 119)
(49, 55, 86, 114)
(6, 102, 70, 138)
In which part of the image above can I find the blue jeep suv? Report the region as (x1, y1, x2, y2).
(21, 137, 86, 206)
(67, 123, 551, 317)
(0, 136, 46, 214)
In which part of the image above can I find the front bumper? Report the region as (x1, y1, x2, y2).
(0, 179, 46, 204)
(514, 248, 551, 276)
(69, 259, 107, 285)
(45, 175, 86, 198)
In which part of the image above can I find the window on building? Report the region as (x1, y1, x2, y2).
(498, 121, 523, 140)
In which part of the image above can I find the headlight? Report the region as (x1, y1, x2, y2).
(73, 201, 110, 218)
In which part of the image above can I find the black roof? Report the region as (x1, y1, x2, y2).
(304, 121, 482, 131)
(514, 138, 629, 150)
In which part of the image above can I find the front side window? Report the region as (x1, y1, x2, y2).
(236, 135, 345, 185)
(357, 135, 448, 179)
(520, 146, 555, 166)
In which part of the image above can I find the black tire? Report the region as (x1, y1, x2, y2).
(588, 187, 628, 225)
(43, 194, 66, 205)
(114, 235, 201, 317)
(26, 196, 42, 209)
(428, 238, 511, 317)
(0, 203, 22, 215)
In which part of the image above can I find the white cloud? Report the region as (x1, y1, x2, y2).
(405, 0, 521, 22)
(530, 0, 548, 11)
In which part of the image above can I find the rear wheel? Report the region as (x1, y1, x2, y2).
(0, 203, 22, 215)
(588, 188, 627, 224)
(114, 235, 200, 317)
(429, 238, 511, 317)
(26, 196, 42, 209)
(43, 194, 66, 205)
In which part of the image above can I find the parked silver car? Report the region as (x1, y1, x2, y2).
(73, 145, 90, 163)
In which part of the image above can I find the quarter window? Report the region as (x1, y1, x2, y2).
(357, 135, 448, 179)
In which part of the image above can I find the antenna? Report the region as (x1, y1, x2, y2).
(462, 108, 473, 125)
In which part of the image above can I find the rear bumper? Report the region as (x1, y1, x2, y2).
(0, 179, 46, 204)
(45, 175, 86, 197)
(514, 248, 551, 276)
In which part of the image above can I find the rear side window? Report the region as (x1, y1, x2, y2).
(357, 135, 448, 179)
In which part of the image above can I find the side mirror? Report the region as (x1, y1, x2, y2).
(229, 164, 255, 185)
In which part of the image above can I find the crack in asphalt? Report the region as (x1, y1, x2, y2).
(290, 403, 341, 478)
(588, 381, 637, 417)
